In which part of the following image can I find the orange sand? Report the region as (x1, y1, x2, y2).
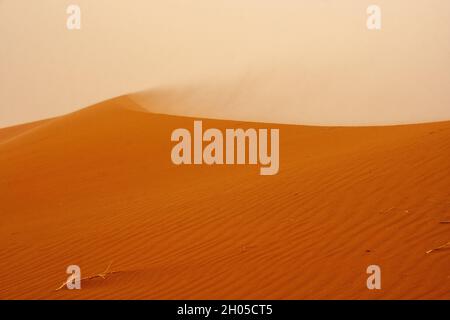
(0, 96, 449, 299)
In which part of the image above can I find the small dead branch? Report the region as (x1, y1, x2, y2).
(55, 274, 78, 291)
(55, 262, 119, 291)
(439, 221, 450, 224)
(426, 242, 450, 254)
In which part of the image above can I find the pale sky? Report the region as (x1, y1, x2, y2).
(1, 0, 449, 127)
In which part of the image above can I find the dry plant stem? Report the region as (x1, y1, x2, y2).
(55, 262, 118, 291)
(426, 242, 450, 254)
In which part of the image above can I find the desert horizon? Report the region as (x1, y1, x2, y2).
(2, 0, 450, 128)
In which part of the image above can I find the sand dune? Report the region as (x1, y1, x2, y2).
(0, 95, 450, 299)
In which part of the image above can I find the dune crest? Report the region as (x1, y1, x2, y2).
(130, 65, 450, 127)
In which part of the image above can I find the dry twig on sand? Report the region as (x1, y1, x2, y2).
(439, 221, 450, 224)
(426, 242, 450, 254)
(55, 262, 119, 291)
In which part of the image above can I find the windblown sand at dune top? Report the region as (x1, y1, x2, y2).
(0, 95, 450, 299)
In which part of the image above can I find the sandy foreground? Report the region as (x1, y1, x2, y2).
(0, 95, 449, 299)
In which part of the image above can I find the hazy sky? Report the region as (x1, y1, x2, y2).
(1, 0, 449, 127)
